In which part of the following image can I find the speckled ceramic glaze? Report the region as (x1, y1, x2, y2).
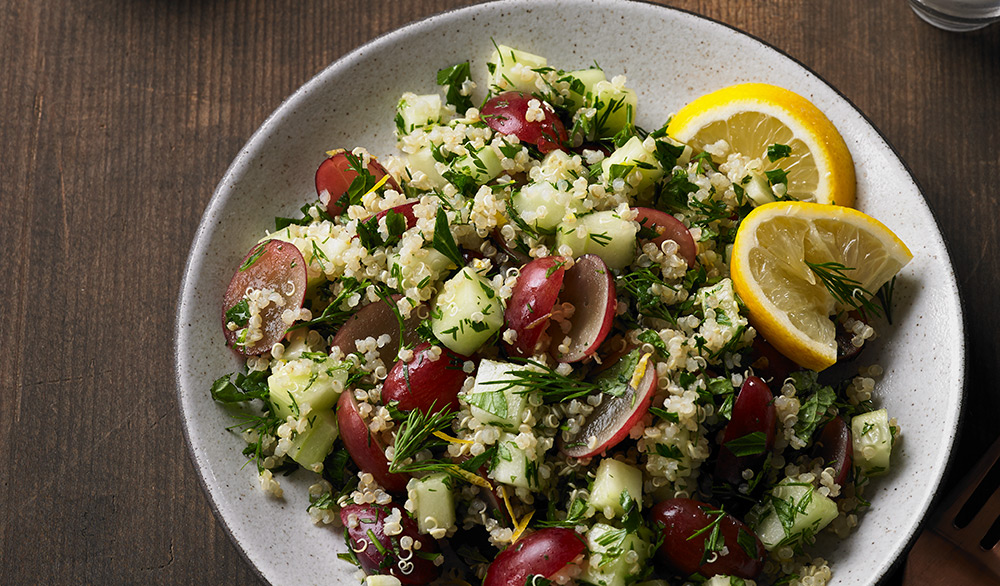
(175, 1, 965, 584)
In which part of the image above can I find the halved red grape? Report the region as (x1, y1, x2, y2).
(382, 342, 470, 412)
(340, 502, 440, 585)
(481, 92, 568, 153)
(748, 336, 800, 385)
(550, 254, 616, 363)
(483, 528, 586, 586)
(813, 416, 853, 486)
(633, 207, 697, 267)
(316, 150, 399, 216)
(560, 353, 657, 458)
(221, 239, 307, 356)
(336, 390, 409, 493)
(715, 376, 777, 487)
(331, 297, 424, 369)
(503, 256, 568, 357)
(650, 498, 765, 579)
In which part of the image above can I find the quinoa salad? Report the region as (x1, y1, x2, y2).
(212, 45, 907, 586)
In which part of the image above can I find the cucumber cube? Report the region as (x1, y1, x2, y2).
(555, 210, 637, 270)
(591, 79, 638, 138)
(268, 357, 349, 419)
(488, 45, 547, 94)
(396, 93, 444, 135)
(512, 181, 585, 231)
(489, 432, 542, 490)
(431, 266, 505, 356)
(852, 409, 893, 476)
(588, 459, 643, 516)
(742, 170, 776, 206)
(752, 479, 839, 550)
(407, 473, 455, 536)
(365, 576, 402, 586)
(405, 147, 447, 191)
(601, 136, 664, 193)
(562, 68, 607, 112)
(286, 408, 339, 471)
(580, 523, 652, 586)
(452, 145, 504, 186)
(467, 359, 529, 429)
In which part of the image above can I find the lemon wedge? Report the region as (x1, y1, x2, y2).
(666, 83, 856, 207)
(731, 201, 912, 371)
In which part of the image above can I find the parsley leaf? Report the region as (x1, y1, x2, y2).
(724, 431, 769, 457)
(432, 207, 464, 267)
(767, 143, 792, 162)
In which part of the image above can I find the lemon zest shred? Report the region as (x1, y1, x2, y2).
(629, 352, 653, 389)
(500, 485, 518, 527)
(363, 173, 390, 197)
(433, 431, 473, 445)
(510, 509, 535, 544)
(447, 464, 492, 490)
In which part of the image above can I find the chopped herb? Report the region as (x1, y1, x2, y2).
(224, 298, 250, 328)
(724, 431, 769, 457)
(764, 167, 788, 186)
(239, 242, 267, 271)
(437, 62, 474, 113)
(432, 207, 464, 267)
(767, 143, 792, 162)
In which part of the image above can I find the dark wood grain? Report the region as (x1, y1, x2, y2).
(1, 0, 996, 584)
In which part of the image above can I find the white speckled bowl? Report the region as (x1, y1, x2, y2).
(175, 1, 965, 584)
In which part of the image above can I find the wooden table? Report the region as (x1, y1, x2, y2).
(1, 0, 997, 583)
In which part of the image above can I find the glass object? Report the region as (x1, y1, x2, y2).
(909, 0, 1000, 31)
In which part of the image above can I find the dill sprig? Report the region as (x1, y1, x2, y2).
(388, 405, 455, 472)
(806, 261, 882, 319)
(291, 277, 370, 333)
(478, 359, 599, 403)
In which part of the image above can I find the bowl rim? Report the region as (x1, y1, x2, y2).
(174, 0, 967, 584)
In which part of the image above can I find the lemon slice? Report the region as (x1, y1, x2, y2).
(731, 201, 912, 371)
(667, 83, 856, 206)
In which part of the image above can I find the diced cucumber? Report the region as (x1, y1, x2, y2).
(489, 432, 542, 490)
(405, 147, 447, 190)
(588, 459, 643, 515)
(742, 170, 776, 206)
(488, 44, 547, 94)
(396, 93, 444, 135)
(591, 79, 638, 138)
(580, 523, 652, 586)
(452, 145, 504, 186)
(466, 359, 530, 429)
(601, 136, 664, 193)
(852, 409, 893, 476)
(534, 149, 585, 184)
(512, 181, 585, 231)
(389, 247, 454, 291)
(703, 577, 749, 586)
(407, 473, 455, 536)
(268, 357, 349, 419)
(751, 479, 839, 550)
(365, 575, 402, 586)
(286, 408, 339, 471)
(430, 266, 505, 356)
(556, 210, 637, 270)
(562, 67, 607, 112)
